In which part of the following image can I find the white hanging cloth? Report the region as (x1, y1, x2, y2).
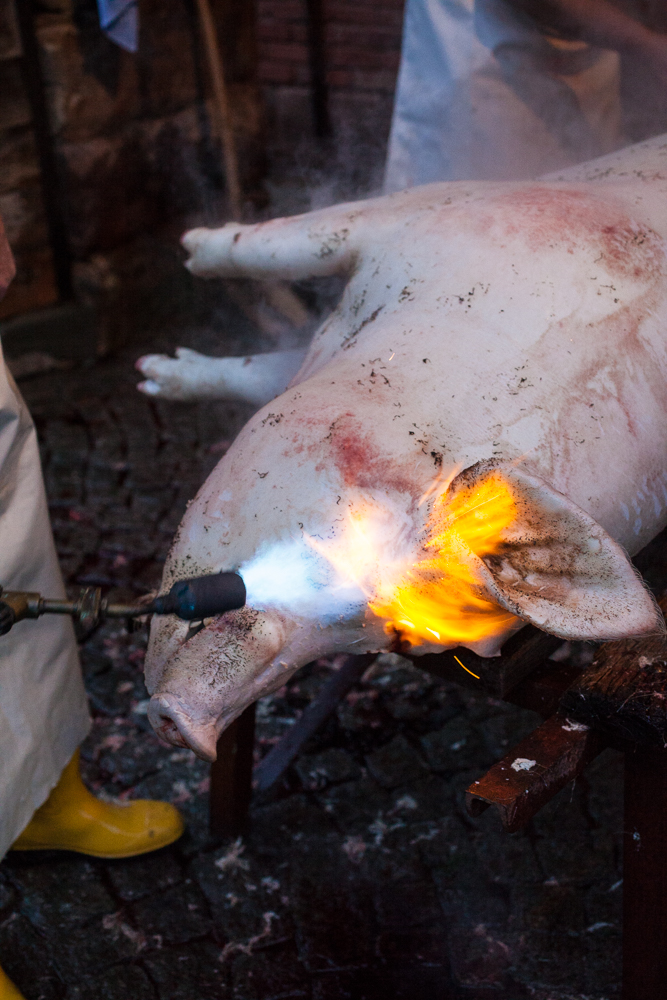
(0, 223, 90, 859)
(385, 0, 624, 191)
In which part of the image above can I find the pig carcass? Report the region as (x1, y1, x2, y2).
(142, 134, 667, 761)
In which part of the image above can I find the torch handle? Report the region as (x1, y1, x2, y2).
(0, 572, 247, 636)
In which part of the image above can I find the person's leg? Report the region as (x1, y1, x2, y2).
(0, 965, 24, 1000)
(10, 749, 182, 858)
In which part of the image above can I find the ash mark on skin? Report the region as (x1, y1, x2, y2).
(315, 228, 350, 259)
(182, 607, 281, 696)
(341, 305, 385, 349)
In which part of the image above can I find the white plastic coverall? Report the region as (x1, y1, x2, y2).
(384, 0, 624, 191)
(0, 221, 90, 858)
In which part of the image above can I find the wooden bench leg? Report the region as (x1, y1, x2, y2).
(623, 745, 667, 1000)
(209, 703, 256, 838)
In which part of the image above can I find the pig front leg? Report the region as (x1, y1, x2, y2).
(136, 347, 307, 405)
(182, 199, 365, 281)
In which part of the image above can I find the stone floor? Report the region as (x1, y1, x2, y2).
(0, 276, 632, 999)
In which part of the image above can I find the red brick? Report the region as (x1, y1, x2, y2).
(327, 0, 404, 8)
(257, 1, 306, 22)
(0, 60, 32, 132)
(327, 10, 404, 29)
(326, 24, 403, 48)
(256, 0, 404, 97)
(259, 40, 310, 63)
(257, 23, 309, 43)
(0, 128, 41, 196)
(0, 245, 58, 321)
(326, 67, 399, 91)
(0, 1, 20, 60)
(327, 46, 401, 69)
(258, 62, 311, 86)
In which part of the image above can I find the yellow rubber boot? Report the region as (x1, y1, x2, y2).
(10, 750, 184, 859)
(0, 965, 25, 999)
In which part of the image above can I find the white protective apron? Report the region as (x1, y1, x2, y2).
(385, 0, 624, 191)
(0, 344, 90, 858)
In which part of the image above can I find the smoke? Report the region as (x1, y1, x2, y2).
(239, 536, 366, 620)
(239, 492, 420, 622)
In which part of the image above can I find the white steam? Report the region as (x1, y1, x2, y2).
(239, 493, 420, 621)
(240, 536, 366, 619)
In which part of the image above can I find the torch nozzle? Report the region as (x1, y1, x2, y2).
(0, 571, 247, 636)
(147, 572, 247, 620)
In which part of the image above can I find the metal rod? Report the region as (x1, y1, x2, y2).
(40, 600, 77, 615)
(253, 654, 375, 794)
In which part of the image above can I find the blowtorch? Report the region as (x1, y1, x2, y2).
(0, 572, 247, 636)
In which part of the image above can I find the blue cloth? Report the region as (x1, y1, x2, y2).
(97, 0, 138, 53)
(384, 0, 622, 191)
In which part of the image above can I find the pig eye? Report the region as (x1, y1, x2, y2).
(184, 620, 206, 642)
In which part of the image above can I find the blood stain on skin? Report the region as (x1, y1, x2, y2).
(480, 187, 666, 284)
(323, 413, 417, 496)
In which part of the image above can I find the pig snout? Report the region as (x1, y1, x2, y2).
(145, 607, 292, 761)
(148, 693, 220, 762)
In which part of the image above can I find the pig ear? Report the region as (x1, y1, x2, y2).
(447, 461, 664, 641)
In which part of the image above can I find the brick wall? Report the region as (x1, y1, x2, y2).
(0, 0, 265, 322)
(0, 1, 57, 320)
(0, 0, 406, 323)
(257, 0, 405, 94)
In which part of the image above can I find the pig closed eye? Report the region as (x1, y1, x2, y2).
(184, 619, 208, 643)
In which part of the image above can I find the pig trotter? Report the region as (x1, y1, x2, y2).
(136, 347, 306, 405)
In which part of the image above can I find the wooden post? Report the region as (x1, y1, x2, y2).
(623, 746, 667, 1000)
(14, 0, 73, 300)
(304, 0, 331, 139)
(209, 702, 256, 838)
(195, 0, 243, 221)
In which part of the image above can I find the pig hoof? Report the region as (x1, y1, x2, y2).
(182, 224, 243, 277)
(137, 379, 161, 396)
(135, 348, 209, 401)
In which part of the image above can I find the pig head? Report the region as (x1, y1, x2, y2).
(146, 448, 661, 761)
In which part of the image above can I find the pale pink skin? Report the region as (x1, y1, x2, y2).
(0, 216, 15, 301)
(144, 135, 667, 760)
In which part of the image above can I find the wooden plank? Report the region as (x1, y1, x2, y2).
(253, 653, 375, 794)
(466, 713, 605, 832)
(560, 596, 667, 746)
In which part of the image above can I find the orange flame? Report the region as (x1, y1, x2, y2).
(308, 474, 520, 648)
(370, 476, 519, 646)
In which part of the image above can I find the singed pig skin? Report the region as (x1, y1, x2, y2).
(145, 135, 667, 759)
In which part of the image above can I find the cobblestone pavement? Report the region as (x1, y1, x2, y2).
(0, 275, 632, 999)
